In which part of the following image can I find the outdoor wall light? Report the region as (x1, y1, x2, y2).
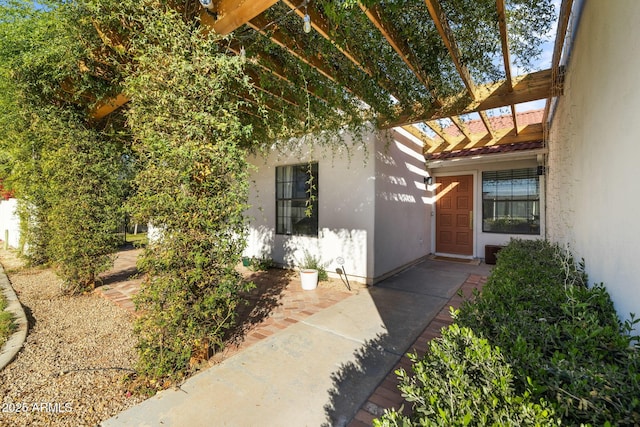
(424, 176, 433, 185)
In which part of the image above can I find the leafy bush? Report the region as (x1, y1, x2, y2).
(44, 118, 126, 293)
(375, 324, 559, 426)
(249, 256, 275, 271)
(457, 239, 640, 426)
(299, 250, 328, 281)
(0, 293, 16, 348)
(0, 3, 127, 291)
(119, 2, 257, 384)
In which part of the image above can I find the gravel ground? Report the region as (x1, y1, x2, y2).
(0, 249, 144, 427)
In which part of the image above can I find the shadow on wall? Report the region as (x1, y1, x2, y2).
(281, 229, 368, 282)
(245, 223, 368, 281)
(244, 225, 274, 261)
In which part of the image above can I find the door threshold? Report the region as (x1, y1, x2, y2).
(430, 254, 480, 265)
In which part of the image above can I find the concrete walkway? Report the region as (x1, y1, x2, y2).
(102, 259, 491, 427)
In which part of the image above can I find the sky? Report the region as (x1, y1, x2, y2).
(420, 0, 563, 134)
(512, 0, 562, 113)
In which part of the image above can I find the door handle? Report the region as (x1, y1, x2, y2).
(469, 211, 473, 230)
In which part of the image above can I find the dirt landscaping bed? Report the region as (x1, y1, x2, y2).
(0, 249, 144, 427)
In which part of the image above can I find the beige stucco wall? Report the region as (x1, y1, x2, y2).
(244, 132, 376, 283)
(373, 128, 432, 279)
(547, 0, 640, 323)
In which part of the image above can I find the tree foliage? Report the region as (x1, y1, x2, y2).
(80, 0, 262, 381)
(0, 1, 127, 285)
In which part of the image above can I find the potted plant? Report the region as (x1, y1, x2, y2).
(298, 251, 327, 290)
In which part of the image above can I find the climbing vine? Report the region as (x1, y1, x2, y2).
(0, 0, 557, 385)
(0, 1, 128, 286)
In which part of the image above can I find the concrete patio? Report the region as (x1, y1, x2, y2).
(100, 257, 491, 427)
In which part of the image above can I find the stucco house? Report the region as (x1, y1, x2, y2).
(245, 0, 640, 324)
(243, 109, 546, 285)
(545, 1, 640, 324)
(3, 1, 638, 325)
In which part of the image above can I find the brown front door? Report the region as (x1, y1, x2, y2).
(435, 175, 474, 255)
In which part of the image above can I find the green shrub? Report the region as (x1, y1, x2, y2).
(374, 324, 559, 427)
(44, 119, 126, 294)
(457, 239, 640, 426)
(299, 250, 328, 282)
(0, 293, 16, 348)
(121, 2, 257, 384)
(249, 256, 274, 271)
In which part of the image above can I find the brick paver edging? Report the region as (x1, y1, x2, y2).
(348, 274, 487, 426)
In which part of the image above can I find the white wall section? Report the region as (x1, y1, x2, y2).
(547, 0, 640, 323)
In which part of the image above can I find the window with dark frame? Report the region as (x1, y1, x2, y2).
(482, 168, 540, 235)
(276, 163, 318, 236)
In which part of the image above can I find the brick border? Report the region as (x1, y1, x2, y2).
(348, 274, 487, 426)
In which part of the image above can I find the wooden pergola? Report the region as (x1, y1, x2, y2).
(91, 0, 573, 155)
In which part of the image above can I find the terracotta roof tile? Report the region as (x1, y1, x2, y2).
(441, 109, 543, 137)
(427, 140, 543, 161)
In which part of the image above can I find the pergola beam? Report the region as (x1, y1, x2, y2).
(247, 13, 378, 106)
(359, 3, 434, 96)
(381, 68, 553, 128)
(91, 93, 129, 120)
(199, 0, 279, 36)
(496, 0, 518, 135)
(450, 116, 473, 141)
(282, 0, 405, 102)
(281, 0, 366, 74)
(427, 122, 544, 154)
(543, 0, 574, 126)
(424, 0, 476, 98)
(401, 125, 438, 148)
(225, 41, 331, 104)
(478, 111, 495, 138)
(247, 15, 338, 84)
(425, 121, 454, 148)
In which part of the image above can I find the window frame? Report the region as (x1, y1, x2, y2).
(481, 167, 541, 235)
(275, 162, 319, 237)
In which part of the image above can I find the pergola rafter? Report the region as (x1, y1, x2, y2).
(424, 0, 476, 99)
(425, 121, 453, 148)
(543, 0, 574, 127)
(225, 40, 332, 105)
(199, 0, 279, 35)
(496, 0, 518, 135)
(450, 116, 473, 142)
(359, 3, 438, 102)
(281, 0, 406, 103)
(88, 0, 562, 153)
(401, 125, 438, 148)
(382, 68, 553, 128)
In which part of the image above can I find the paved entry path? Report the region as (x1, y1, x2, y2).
(101, 258, 490, 427)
